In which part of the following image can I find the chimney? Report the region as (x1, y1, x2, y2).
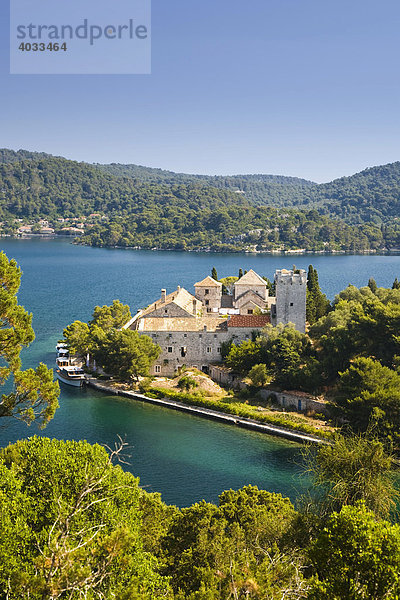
(193, 299, 197, 314)
(177, 285, 181, 292)
(161, 289, 166, 303)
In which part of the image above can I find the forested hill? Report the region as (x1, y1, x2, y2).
(0, 148, 400, 251)
(2, 148, 400, 223)
(98, 160, 400, 224)
(97, 162, 316, 208)
(305, 162, 400, 224)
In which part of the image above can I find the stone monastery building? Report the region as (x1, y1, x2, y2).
(124, 268, 306, 377)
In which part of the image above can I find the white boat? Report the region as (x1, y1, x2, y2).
(56, 358, 85, 387)
(56, 342, 69, 359)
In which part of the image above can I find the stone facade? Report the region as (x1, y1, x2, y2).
(272, 269, 307, 333)
(194, 276, 222, 313)
(124, 268, 307, 377)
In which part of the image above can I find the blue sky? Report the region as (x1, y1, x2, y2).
(1, 0, 400, 182)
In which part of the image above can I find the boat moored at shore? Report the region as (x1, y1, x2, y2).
(56, 363, 86, 387)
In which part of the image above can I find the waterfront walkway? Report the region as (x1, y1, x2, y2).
(86, 378, 326, 445)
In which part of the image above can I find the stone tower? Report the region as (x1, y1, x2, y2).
(194, 276, 222, 313)
(273, 269, 307, 333)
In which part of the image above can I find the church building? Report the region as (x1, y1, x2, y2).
(124, 268, 306, 377)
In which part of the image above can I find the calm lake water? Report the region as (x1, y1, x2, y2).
(0, 238, 399, 506)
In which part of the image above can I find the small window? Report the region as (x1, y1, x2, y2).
(168, 347, 173, 353)
(290, 302, 294, 307)
(184, 333, 187, 338)
(154, 365, 161, 373)
(214, 334, 217, 338)
(217, 347, 221, 353)
(164, 309, 168, 313)
(207, 347, 212, 353)
(207, 308, 211, 313)
(247, 309, 253, 315)
(199, 334, 202, 338)
(205, 300, 209, 306)
(205, 289, 209, 295)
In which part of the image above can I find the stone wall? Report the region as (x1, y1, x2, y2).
(258, 389, 329, 416)
(274, 269, 307, 333)
(150, 327, 255, 377)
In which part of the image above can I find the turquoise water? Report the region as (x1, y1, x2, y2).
(0, 238, 399, 506)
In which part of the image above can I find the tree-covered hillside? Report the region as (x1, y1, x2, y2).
(97, 159, 400, 224)
(307, 162, 400, 224)
(97, 162, 316, 207)
(1, 149, 400, 251)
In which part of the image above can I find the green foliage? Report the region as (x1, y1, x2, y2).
(0, 251, 59, 427)
(149, 386, 332, 439)
(90, 299, 132, 331)
(308, 502, 400, 600)
(0, 437, 172, 599)
(93, 329, 161, 383)
(63, 320, 91, 357)
(333, 357, 400, 446)
(177, 376, 198, 392)
(304, 433, 397, 519)
(368, 277, 378, 293)
(211, 267, 218, 281)
(2, 150, 400, 251)
(310, 291, 400, 382)
(248, 363, 270, 387)
(226, 324, 315, 391)
(1, 434, 399, 600)
(306, 265, 330, 325)
(162, 486, 301, 599)
(0, 150, 399, 251)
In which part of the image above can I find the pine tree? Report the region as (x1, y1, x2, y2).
(238, 268, 243, 279)
(211, 267, 218, 281)
(306, 265, 330, 325)
(368, 277, 378, 293)
(393, 277, 400, 290)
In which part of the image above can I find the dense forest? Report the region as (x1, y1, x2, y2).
(1, 149, 400, 251)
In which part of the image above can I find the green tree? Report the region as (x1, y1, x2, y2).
(226, 339, 262, 375)
(304, 433, 397, 519)
(162, 487, 302, 600)
(238, 268, 243, 278)
(211, 267, 218, 281)
(306, 265, 330, 325)
(248, 363, 270, 387)
(90, 299, 131, 331)
(178, 375, 198, 392)
(0, 251, 59, 427)
(0, 436, 172, 599)
(333, 357, 400, 447)
(392, 277, 400, 290)
(94, 329, 161, 383)
(308, 503, 400, 600)
(368, 277, 378, 293)
(63, 320, 91, 358)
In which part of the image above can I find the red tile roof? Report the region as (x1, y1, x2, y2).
(227, 315, 270, 328)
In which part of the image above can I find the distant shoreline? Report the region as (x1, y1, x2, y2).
(3, 234, 400, 255)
